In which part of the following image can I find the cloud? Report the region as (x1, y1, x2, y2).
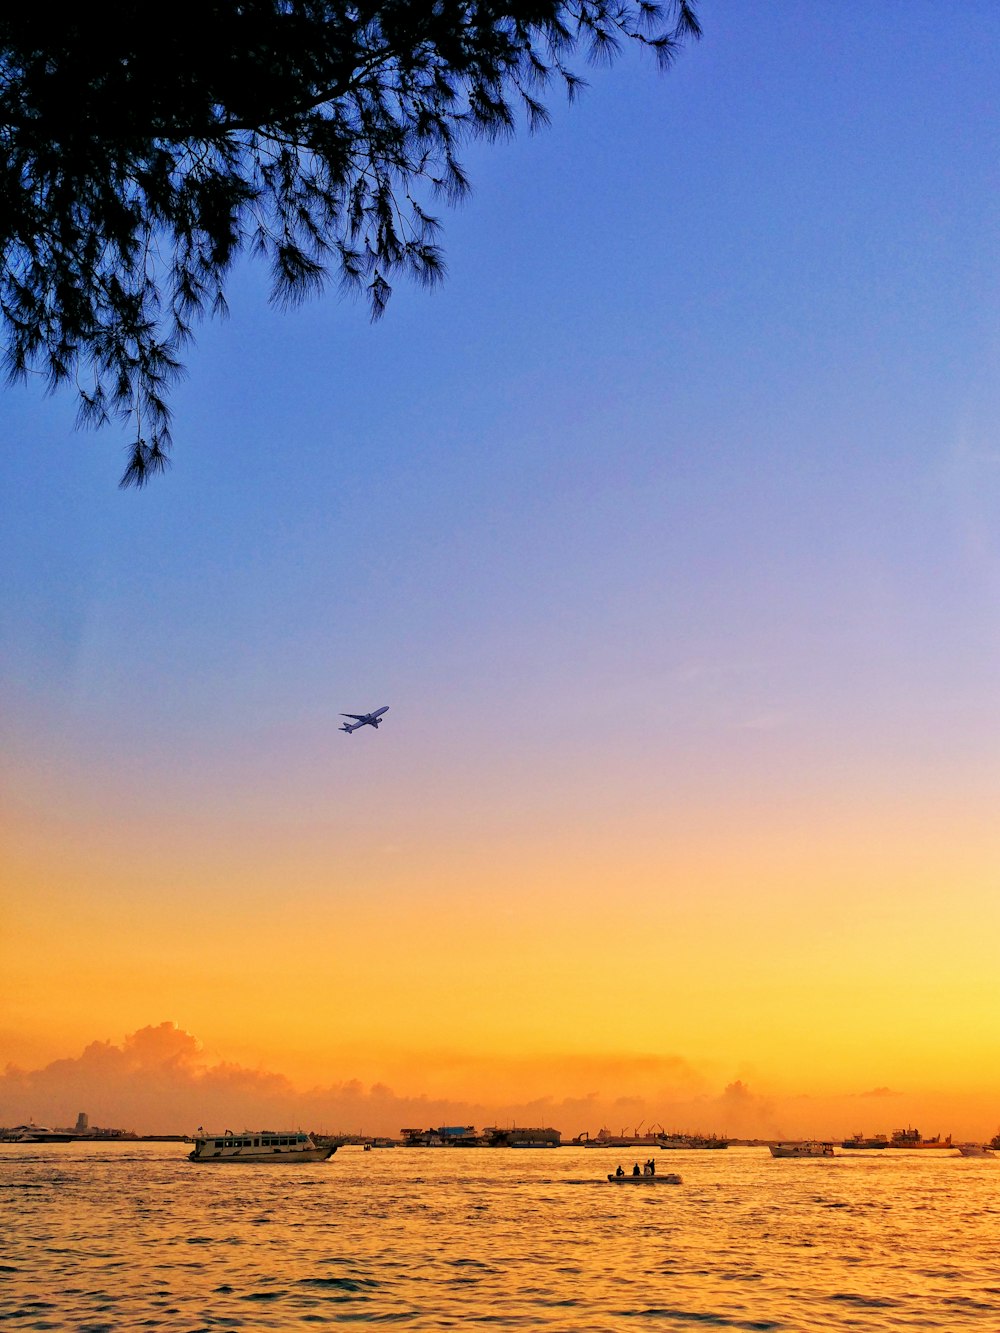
(0, 1025, 728, 1136)
(715, 1080, 781, 1138)
(3, 1024, 977, 1139)
(0, 1024, 300, 1133)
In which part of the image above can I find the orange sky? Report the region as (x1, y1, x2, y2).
(5, 748, 1000, 1137)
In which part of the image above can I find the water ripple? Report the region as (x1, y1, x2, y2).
(2, 1144, 998, 1330)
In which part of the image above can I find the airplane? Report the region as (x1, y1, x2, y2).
(340, 706, 389, 734)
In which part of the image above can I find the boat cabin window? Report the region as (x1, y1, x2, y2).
(213, 1140, 223, 1148)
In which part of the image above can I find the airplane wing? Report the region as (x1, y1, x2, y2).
(340, 713, 368, 720)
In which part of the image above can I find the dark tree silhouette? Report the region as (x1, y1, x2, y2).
(0, 1, 700, 485)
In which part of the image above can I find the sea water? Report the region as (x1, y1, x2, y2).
(2, 1142, 998, 1330)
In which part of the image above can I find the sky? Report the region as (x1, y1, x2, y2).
(2, 2, 1000, 1138)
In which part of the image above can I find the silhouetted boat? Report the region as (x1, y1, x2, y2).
(188, 1130, 337, 1163)
(889, 1127, 952, 1149)
(582, 1126, 666, 1148)
(840, 1133, 889, 1150)
(658, 1134, 728, 1150)
(769, 1141, 835, 1158)
(1, 1124, 77, 1143)
(607, 1172, 682, 1184)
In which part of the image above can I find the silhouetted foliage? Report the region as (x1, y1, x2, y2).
(0, 1, 700, 485)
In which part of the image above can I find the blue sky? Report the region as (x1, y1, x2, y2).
(7, 2, 999, 777)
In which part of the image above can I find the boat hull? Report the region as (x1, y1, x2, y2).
(6, 1133, 78, 1143)
(188, 1146, 335, 1163)
(658, 1138, 729, 1151)
(607, 1173, 682, 1184)
(769, 1143, 834, 1158)
(888, 1142, 953, 1149)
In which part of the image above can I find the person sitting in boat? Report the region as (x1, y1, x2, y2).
(615, 1164, 625, 1177)
(643, 1159, 653, 1175)
(632, 1162, 641, 1176)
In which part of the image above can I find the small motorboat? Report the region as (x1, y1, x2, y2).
(958, 1144, 996, 1158)
(607, 1172, 682, 1184)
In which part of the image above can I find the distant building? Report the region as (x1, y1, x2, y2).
(400, 1127, 444, 1146)
(75, 1112, 89, 1132)
(488, 1126, 561, 1148)
(399, 1125, 482, 1146)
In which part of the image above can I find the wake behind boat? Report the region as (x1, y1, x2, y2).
(188, 1130, 337, 1163)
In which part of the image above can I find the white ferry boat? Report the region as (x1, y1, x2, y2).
(769, 1141, 835, 1158)
(188, 1130, 337, 1164)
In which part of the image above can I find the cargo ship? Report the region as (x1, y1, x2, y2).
(658, 1133, 729, 1150)
(580, 1126, 666, 1148)
(889, 1127, 952, 1149)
